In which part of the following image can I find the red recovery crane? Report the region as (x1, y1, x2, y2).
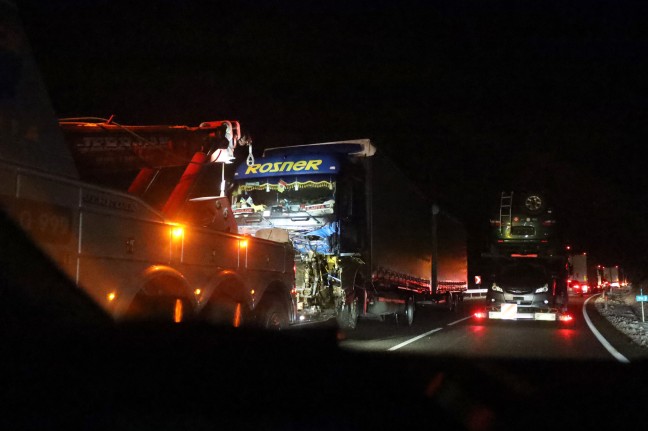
(59, 117, 255, 228)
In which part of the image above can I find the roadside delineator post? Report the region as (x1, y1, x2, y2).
(637, 288, 646, 323)
(642, 288, 645, 323)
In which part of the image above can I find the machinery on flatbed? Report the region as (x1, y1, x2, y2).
(489, 191, 558, 255)
(231, 140, 468, 328)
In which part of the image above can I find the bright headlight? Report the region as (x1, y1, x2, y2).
(491, 283, 503, 293)
(535, 284, 549, 293)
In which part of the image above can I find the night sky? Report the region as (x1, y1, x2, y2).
(16, 0, 648, 279)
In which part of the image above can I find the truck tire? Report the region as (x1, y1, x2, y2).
(126, 293, 193, 323)
(337, 273, 363, 330)
(555, 288, 569, 312)
(201, 286, 245, 327)
(258, 300, 289, 330)
(337, 296, 359, 330)
(125, 275, 194, 322)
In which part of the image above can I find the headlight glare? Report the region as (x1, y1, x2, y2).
(491, 283, 503, 293)
(535, 284, 549, 293)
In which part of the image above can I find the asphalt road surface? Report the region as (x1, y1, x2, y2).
(339, 294, 647, 362)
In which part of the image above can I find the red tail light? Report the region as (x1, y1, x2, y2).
(542, 220, 556, 226)
(490, 220, 501, 226)
(474, 311, 487, 319)
(559, 314, 573, 323)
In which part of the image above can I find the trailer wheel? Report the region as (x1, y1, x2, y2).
(446, 292, 456, 312)
(454, 293, 462, 309)
(399, 296, 415, 326)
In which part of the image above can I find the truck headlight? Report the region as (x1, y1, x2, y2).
(535, 284, 549, 293)
(491, 283, 503, 293)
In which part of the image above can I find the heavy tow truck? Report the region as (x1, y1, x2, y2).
(0, 32, 296, 327)
(49, 118, 295, 326)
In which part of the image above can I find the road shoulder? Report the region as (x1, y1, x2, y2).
(585, 293, 648, 361)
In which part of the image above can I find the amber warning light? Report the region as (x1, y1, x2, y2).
(171, 226, 184, 238)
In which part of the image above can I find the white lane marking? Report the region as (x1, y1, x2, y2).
(387, 328, 443, 351)
(583, 294, 630, 364)
(388, 314, 474, 351)
(447, 315, 473, 326)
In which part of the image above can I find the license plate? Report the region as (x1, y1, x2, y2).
(534, 312, 557, 321)
(516, 310, 535, 319)
(500, 303, 517, 319)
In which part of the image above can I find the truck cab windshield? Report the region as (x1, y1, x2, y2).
(232, 177, 336, 234)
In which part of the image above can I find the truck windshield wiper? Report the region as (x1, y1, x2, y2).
(301, 211, 322, 224)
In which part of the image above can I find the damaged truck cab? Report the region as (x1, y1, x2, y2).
(232, 140, 468, 329)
